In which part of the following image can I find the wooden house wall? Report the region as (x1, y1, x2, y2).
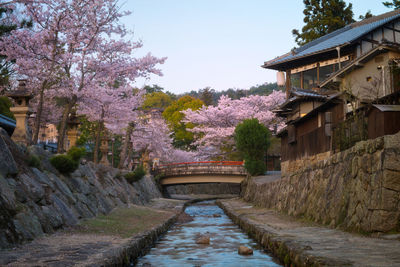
(281, 103, 344, 162)
(368, 109, 400, 139)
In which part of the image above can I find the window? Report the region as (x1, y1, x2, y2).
(303, 68, 318, 90)
(319, 64, 334, 82)
(290, 72, 301, 88)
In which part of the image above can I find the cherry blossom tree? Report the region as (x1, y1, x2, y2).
(77, 84, 144, 162)
(0, 0, 166, 151)
(183, 91, 285, 159)
(131, 114, 196, 165)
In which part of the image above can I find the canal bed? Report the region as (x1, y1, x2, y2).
(135, 200, 281, 266)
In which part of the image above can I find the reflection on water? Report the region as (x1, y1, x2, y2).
(135, 200, 281, 267)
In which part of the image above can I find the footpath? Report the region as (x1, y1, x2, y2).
(218, 198, 400, 267)
(0, 195, 236, 267)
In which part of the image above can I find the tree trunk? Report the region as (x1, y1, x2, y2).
(32, 86, 45, 145)
(118, 123, 134, 169)
(57, 95, 76, 153)
(93, 121, 103, 163)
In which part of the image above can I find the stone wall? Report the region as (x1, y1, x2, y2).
(0, 128, 162, 249)
(243, 131, 400, 233)
(164, 183, 240, 196)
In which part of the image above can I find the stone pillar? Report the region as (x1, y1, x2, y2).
(66, 113, 80, 151)
(99, 135, 110, 166)
(6, 80, 32, 146)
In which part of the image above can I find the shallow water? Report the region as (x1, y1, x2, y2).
(135, 200, 281, 267)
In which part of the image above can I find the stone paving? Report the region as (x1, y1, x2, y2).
(219, 198, 400, 267)
(0, 199, 185, 267)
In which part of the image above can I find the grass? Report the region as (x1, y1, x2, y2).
(75, 206, 173, 238)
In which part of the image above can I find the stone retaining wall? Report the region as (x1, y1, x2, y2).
(95, 212, 179, 266)
(242, 131, 400, 233)
(164, 183, 240, 196)
(0, 128, 162, 249)
(216, 200, 345, 267)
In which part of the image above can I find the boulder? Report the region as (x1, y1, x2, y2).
(0, 175, 16, 211)
(213, 214, 221, 218)
(0, 128, 18, 177)
(13, 211, 43, 241)
(238, 246, 253, 255)
(195, 235, 210, 245)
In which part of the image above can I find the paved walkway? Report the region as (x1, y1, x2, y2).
(219, 198, 400, 267)
(0, 198, 186, 267)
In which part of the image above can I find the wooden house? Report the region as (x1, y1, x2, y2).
(264, 10, 400, 172)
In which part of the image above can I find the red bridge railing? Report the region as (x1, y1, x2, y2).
(157, 161, 244, 168)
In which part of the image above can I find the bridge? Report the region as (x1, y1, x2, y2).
(154, 161, 247, 185)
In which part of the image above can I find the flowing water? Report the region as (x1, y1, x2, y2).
(135, 200, 281, 267)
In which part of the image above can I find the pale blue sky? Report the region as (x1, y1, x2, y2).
(122, 1, 390, 94)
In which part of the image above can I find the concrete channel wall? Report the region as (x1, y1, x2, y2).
(242, 131, 400, 233)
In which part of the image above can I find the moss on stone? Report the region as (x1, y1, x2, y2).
(75, 206, 172, 238)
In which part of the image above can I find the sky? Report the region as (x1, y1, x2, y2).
(121, 1, 391, 94)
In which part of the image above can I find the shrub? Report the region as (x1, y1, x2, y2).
(244, 159, 266, 176)
(124, 165, 146, 183)
(67, 146, 86, 162)
(50, 155, 78, 174)
(0, 96, 15, 120)
(27, 154, 41, 169)
(234, 118, 271, 160)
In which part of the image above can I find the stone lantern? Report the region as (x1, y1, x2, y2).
(66, 113, 80, 151)
(99, 135, 110, 166)
(6, 80, 33, 145)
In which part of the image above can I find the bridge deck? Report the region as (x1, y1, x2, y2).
(155, 161, 247, 185)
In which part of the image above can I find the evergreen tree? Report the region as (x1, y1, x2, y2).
(359, 10, 373, 20)
(383, 0, 400, 9)
(292, 0, 354, 46)
(199, 87, 215, 106)
(0, 7, 16, 88)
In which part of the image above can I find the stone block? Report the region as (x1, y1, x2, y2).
(384, 131, 400, 150)
(370, 210, 400, 232)
(50, 194, 78, 226)
(381, 188, 398, 211)
(19, 173, 45, 203)
(41, 205, 63, 229)
(0, 175, 16, 211)
(383, 170, 400, 192)
(13, 211, 43, 241)
(383, 150, 400, 172)
(0, 129, 18, 177)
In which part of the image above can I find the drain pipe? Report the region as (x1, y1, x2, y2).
(336, 46, 342, 69)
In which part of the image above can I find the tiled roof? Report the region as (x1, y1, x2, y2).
(291, 88, 327, 99)
(277, 88, 328, 111)
(264, 10, 400, 68)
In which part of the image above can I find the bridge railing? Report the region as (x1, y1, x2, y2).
(154, 161, 247, 177)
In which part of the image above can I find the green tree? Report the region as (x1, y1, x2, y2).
(162, 95, 204, 149)
(143, 84, 164, 94)
(0, 7, 16, 88)
(0, 7, 32, 89)
(383, 0, 400, 9)
(234, 118, 271, 175)
(359, 10, 373, 20)
(199, 87, 215, 106)
(0, 96, 14, 119)
(292, 0, 354, 46)
(141, 91, 172, 111)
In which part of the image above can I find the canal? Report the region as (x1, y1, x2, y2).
(135, 200, 281, 266)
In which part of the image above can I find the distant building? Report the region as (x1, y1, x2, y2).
(264, 10, 400, 173)
(38, 123, 58, 143)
